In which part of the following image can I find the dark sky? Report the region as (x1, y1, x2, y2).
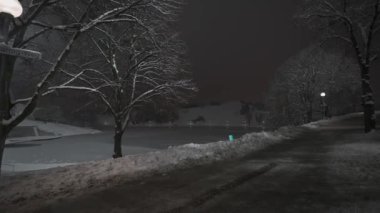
(180, 0, 313, 102)
(180, 0, 380, 103)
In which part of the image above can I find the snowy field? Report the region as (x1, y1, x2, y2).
(19, 120, 102, 137)
(0, 113, 373, 212)
(0, 125, 304, 210)
(3, 127, 258, 173)
(2, 113, 371, 173)
(6, 120, 101, 145)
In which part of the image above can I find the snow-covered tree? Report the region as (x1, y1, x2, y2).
(266, 45, 361, 128)
(48, 5, 196, 158)
(297, 0, 380, 132)
(0, 0, 189, 173)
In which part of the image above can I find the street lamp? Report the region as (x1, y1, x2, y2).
(0, 0, 23, 42)
(320, 92, 328, 118)
(0, 0, 23, 17)
(0, 0, 40, 59)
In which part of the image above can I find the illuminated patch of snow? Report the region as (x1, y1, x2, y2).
(19, 120, 101, 137)
(2, 163, 76, 173)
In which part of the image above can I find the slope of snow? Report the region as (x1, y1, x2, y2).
(18, 120, 101, 137)
(0, 126, 304, 208)
(5, 135, 63, 146)
(303, 111, 380, 129)
(303, 112, 364, 129)
(1, 163, 77, 173)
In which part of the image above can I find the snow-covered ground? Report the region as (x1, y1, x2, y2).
(1, 163, 77, 173)
(0, 125, 304, 209)
(0, 112, 378, 212)
(1, 113, 375, 210)
(2, 127, 254, 173)
(3, 120, 101, 172)
(18, 120, 101, 137)
(303, 112, 365, 129)
(6, 120, 101, 146)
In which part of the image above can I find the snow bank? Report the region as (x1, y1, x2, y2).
(304, 111, 380, 129)
(19, 120, 101, 137)
(303, 112, 364, 129)
(2, 163, 77, 173)
(0, 126, 304, 207)
(6, 135, 62, 145)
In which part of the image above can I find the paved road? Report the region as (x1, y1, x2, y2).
(34, 115, 380, 213)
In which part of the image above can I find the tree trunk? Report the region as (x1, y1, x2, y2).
(0, 128, 7, 175)
(306, 101, 313, 123)
(361, 71, 376, 133)
(113, 122, 123, 158)
(0, 53, 12, 175)
(307, 109, 313, 123)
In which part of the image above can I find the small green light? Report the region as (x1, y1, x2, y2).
(229, 135, 234, 142)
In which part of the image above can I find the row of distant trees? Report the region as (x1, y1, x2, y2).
(267, 0, 380, 130)
(266, 45, 361, 128)
(0, 0, 196, 173)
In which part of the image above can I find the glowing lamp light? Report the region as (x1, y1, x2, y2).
(0, 0, 23, 18)
(320, 92, 326, 97)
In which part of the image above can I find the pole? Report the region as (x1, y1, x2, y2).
(0, 12, 12, 176)
(321, 96, 328, 119)
(0, 0, 24, 176)
(0, 12, 12, 120)
(0, 13, 12, 43)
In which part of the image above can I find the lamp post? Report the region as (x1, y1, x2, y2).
(0, 1, 30, 176)
(0, 13, 12, 42)
(320, 92, 328, 119)
(0, 0, 23, 42)
(0, 0, 23, 118)
(0, 1, 40, 60)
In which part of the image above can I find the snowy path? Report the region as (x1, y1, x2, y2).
(1, 114, 379, 212)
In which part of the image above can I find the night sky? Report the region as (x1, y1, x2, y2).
(180, 0, 380, 103)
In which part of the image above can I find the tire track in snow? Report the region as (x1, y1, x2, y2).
(164, 162, 277, 213)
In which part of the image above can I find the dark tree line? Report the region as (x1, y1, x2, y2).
(266, 45, 361, 128)
(298, 0, 380, 132)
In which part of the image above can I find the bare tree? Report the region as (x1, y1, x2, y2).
(267, 46, 322, 126)
(240, 101, 254, 127)
(266, 45, 361, 128)
(0, 0, 187, 173)
(298, 0, 380, 132)
(48, 15, 196, 158)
